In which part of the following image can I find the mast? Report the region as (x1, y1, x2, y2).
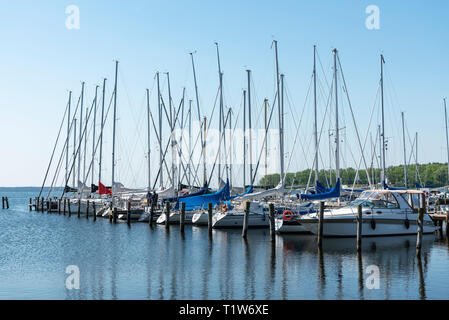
(83, 106, 88, 183)
(333, 49, 340, 181)
(243, 90, 246, 187)
(203, 117, 207, 186)
(247, 70, 253, 185)
(188, 99, 192, 188)
(166, 72, 175, 188)
(98, 78, 106, 184)
(313, 45, 319, 184)
(111, 60, 118, 193)
(146, 88, 151, 191)
(91, 85, 98, 187)
(72, 118, 77, 189)
(66, 91, 72, 186)
(215, 43, 223, 185)
(415, 132, 419, 187)
(444, 98, 449, 185)
(264, 98, 268, 188)
(273, 40, 284, 185)
(380, 54, 386, 188)
(190, 52, 205, 184)
(157, 72, 163, 188)
(401, 112, 408, 188)
(77, 82, 85, 188)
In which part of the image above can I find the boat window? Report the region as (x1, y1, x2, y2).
(349, 192, 399, 209)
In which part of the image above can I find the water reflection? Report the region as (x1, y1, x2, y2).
(1, 189, 448, 300)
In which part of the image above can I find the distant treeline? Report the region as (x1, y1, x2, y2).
(258, 162, 449, 188)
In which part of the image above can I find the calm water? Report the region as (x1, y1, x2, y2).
(0, 187, 448, 300)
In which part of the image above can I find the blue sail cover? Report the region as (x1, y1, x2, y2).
(179, 180, 230, 211)
(316, 181, 330, 194)
(301, 178, 341, 200)
(165, 183, 209, 203)
(229, 185, 254, 200)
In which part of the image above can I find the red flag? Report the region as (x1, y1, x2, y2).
(98, 182, 112, 195)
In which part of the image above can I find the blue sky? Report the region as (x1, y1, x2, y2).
(0, 0, 448, 187)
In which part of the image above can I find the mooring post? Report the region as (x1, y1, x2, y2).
(357, 204, 362, 252)
(68, 199, 72, 217)
(127, 201, 131, 226)
(58, 198, 61, 215)
(63, 198, 66, 215)
(2, 197, 5, 210)
(242, 201, 250, 239)
(35, 197, 38, 212)
(149, 202, 155, 227)
(208, 202, 213, 235)
(180, 202, 186, 233)
(86, 200, 90, 219)
(165, 201, 170, 228)
(93, 201, 96, 222)
(416, 194, 424, 255)
(6, 197, 9, 209)
(446, 211, 449, 238)
(29, 198, 32, 211)
(41, 197, 44, 213)
(268, 203, 275, 241)
(318, 201, 324, 247)
(113, 207, 117, 224)
(77, 199, 81, 218)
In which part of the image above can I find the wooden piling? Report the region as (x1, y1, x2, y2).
(149, 202, 155, 227)
(58, 198, 61, 214)
(268, 203, 275, 241)
(180, 202, 186, 233)
(5, 197, 9, 209)
(35, 197, 39, 212)
(68, 199, 72, 217)
(165, 201, 170, 228)
(208, 202, 213, 235)
(77, 200, 81, 218)
(357, 204, 362, 252)
(416, 194, 424, 255)
(93, 201, 96, 222)
(446, 211, 449, 238)
(63, 198, 66, 215)
(113, 207, 117, 224)
(86, 200, 89, 219)
(242, 201, 250, 239)
(41, 198, 44, 213)
(127, 201, 131, 226)
(29, 198, 32, 211)
(318, 201, 324, 247)
(2, 197, 5, 209)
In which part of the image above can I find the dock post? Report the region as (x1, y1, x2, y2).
(35, 197, 39, 212)
(68, 199, 72, 217)
(357, 204, 362, 252)
(86, 200, 89, 219)
(416, 194, 424, 255)
(149, 202, 155, 227)
(77, 200, 81, 218)
(208, 203, 213, 235)
(446, 211, 448, 238)
(268, 203, 275, 241)
(318, 201, 324, 247)
(93, 202, 96, 222)
(127, 201, 131, 226)
(113, 207, 117, 224)
(41, 198, 44, 213)
(2, 197, 4, 209)
(58, 198, 61, 214)
(180, 202, 186, 233)
(165, 201, 170, 228)
(6, 197, 9, 209)
(242, 201, 250, 239)
(29, 198, 32, 211)
(63, 198, 66, 215)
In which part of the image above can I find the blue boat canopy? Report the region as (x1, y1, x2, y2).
(301, 178, 341, 200)
(178, 180, 230, 211)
